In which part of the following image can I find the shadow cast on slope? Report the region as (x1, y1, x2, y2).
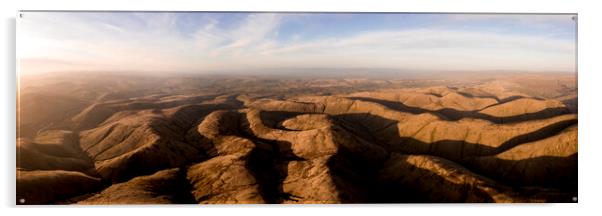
(148, 167, 198, 204)
(255, 110, 577, 162)
(333, 113, 576, 158)
(331, 113, 577, 191)
(102, 104, 236, 183)
(454, 91, 501, 102)
(246, 139, 302, 203)
(347, 96, 570, 124)
(320, 125, 571, 203)
(239, 114, 305, 203)
(370, 157, 496, 203)
(465, 153, 578, 190)
(370, 154, 576, 203)
(325, 146, 389, 203)
(185, 108, 577, 203)
(259, 111, 306, 131)
(181, 109, 303, 204)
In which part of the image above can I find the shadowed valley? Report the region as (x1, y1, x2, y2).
(16, 72, 577, 204)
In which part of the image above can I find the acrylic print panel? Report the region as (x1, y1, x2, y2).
(16, 11, 577, 204)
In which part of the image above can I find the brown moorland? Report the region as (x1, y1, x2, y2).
(16, 71, 577, 204)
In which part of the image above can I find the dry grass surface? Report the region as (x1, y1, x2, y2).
(16, 72, 577, 204)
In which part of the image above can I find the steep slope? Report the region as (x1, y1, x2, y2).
(16, 75, 578, 204)
(79, 104, 236, 182)
(17, 170, 102, 204)
(466, 125, 578, 188)
(79, 168, 194, 204)
(17, 92, 88, 138)
(248, 96, 576, 159)
(376, 153, 572, 203)
(243, 109, 389, 203)
(185, 110, 268, 203)
(17, 130, 95, 174)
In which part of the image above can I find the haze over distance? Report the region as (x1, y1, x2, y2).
(16, 12, 579, 204)
(18, 12, 576, 75)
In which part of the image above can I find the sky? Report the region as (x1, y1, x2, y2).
(18, 12, 577, 74)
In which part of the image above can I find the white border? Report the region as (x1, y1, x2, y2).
(2, 0, 601, 215)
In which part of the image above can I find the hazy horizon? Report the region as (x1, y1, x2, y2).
(18, 12, 577, 74)
(16, 12, 579, 204)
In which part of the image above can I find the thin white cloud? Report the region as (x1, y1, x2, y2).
(19, 12, 203, 73)
(445, 14, 575, 24)
(242, 29, 574, 71)
(18, 13, 576, 74)
(197, 13, 282, 57)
